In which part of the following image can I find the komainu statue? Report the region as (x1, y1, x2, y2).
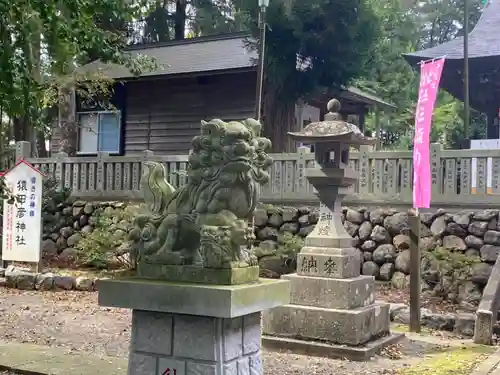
(129, 119, 272, 271)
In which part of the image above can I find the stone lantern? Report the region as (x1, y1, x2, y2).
(262, 99, 402, 359)
(288, 98, 376, 276)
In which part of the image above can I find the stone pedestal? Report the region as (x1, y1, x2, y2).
(98, 278, 290, 375)
(262, 241, 403, 359)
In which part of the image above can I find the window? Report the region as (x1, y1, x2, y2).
(77, 111, 121, 154)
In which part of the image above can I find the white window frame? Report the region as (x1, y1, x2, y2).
(76, 110, 122, 155)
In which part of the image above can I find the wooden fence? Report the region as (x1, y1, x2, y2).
(10, 141, 500, 209)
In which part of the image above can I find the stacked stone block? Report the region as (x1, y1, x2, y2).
(263, 246, 390, 346)
(129, 311, 262, 375)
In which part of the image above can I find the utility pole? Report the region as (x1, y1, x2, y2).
(254, 0, 269, 121)
(463, 0, 470, 142)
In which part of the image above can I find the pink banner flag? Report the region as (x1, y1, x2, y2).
(413, 57, 445, 209)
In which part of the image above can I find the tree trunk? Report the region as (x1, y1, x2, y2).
(262, 89, 298, 152)
(13, 33, 41, 149)
(36, 130, 47, 157)
(174, 0, 187, 40)
(13, 116, 30, 141)
(57, 87, 78, 156)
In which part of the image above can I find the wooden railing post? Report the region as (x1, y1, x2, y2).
(54, 152, 67, 190)
(430, 143, 442, 202)
(358, 145, 372, 195)
(295, 146, 309, 195)
(15, 141, 31, 162)
(96, 151, 109, 193)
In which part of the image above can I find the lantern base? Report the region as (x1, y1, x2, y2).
(262, 243, 399, 353)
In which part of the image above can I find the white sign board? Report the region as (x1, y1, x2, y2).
(1, 161, 43, 263)
(470, 139, 500, 194)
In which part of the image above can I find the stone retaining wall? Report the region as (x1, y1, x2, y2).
(4, 199, 499, 307)
(0, 265, 100, 291)
(254, 206, 500, 306)
(39, 200, 128, 260)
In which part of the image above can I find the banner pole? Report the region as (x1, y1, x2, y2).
(409, 207, 421, 333)
(410, 56, 444, 333)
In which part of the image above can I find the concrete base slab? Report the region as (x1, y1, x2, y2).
(97, 277, 290, 318)
(283, 273, 374, 309)
(263, 302, 390, 346)
(262, 332, 405, 361)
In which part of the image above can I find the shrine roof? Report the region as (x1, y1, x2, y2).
(404, 0, 500, 62)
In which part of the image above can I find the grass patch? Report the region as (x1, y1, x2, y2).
(398, 345, 495, 375)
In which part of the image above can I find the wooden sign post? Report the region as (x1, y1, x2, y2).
(1, 160, 44, 271)
(409, 211, 421, 333)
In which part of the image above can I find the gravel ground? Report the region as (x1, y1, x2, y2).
(0, 287, 463, 375)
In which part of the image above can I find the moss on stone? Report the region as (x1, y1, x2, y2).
(390, 324, 434, 335)
(398, 345, 495, 375)
(136, 263, 260, 285)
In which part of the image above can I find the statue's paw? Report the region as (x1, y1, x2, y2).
(238, 249, 258, 266)
(248, 254, 258, 266)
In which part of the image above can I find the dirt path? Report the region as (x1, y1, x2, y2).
(0, 287, 474, 375)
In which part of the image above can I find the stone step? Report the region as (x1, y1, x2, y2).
(282, 273, 374, 309)
(263, 302, 390, 346)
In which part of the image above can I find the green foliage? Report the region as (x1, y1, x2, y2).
(0, 0, 134, 116)
(237, 0, 379, 102)
(41, 178, 71, 212)
(422, 247, 481, 300)
(140, 0, 245, 42)
(417, 0, 483, 49)
(74, 208, 135, 269)
(0, 177, 17, 206)
(360, 0, 486, 149)
(277, 232, 304, 266)
(188, 0, 245, 36)
(0, 0, 158, 160)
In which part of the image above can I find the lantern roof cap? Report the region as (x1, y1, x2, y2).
(288, 99, 376, 145)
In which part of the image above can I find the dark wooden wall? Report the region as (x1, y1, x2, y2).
(124, 71, 255, 154)
(51, 70, 256, 155)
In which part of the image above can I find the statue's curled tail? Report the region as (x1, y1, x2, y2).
(140, 161, 176, 214)
(129, 162, 176, 266)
